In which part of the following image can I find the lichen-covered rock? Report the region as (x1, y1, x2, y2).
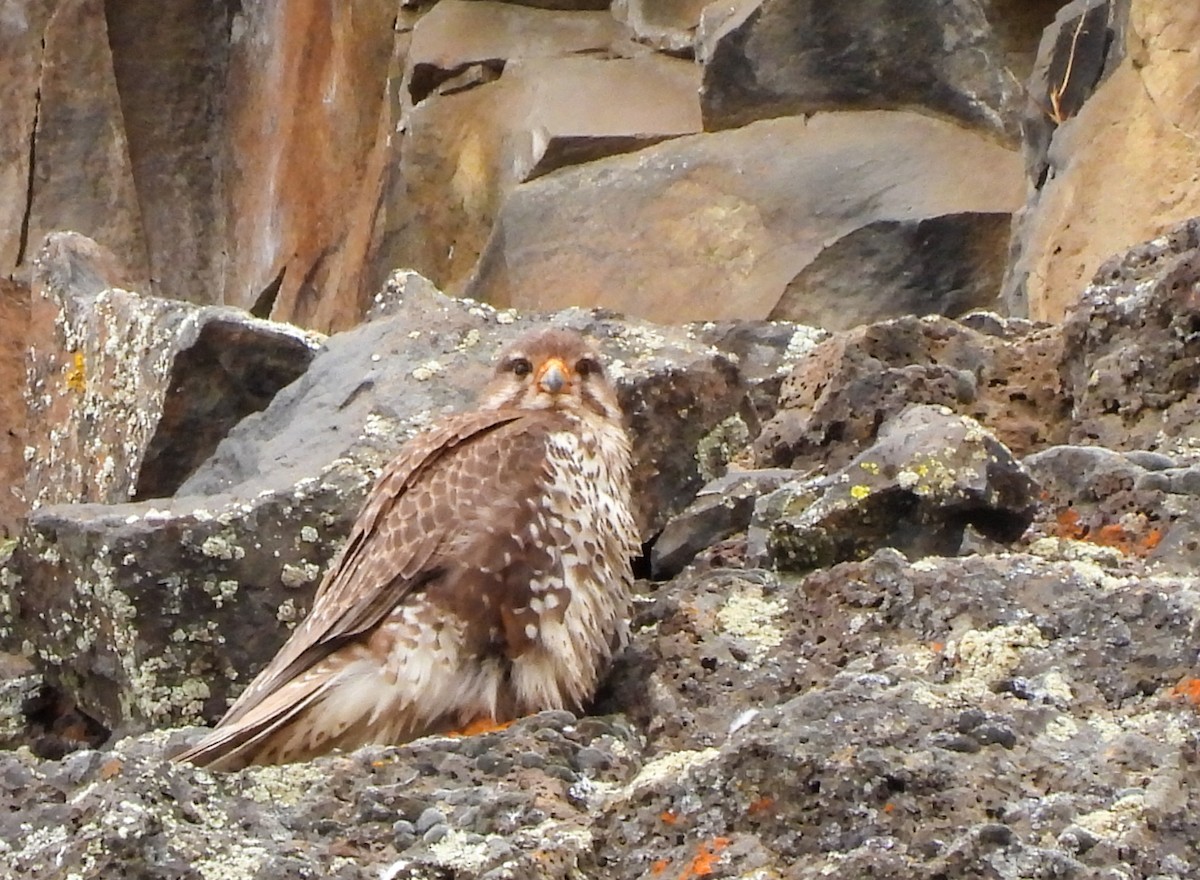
(750, 405, 1036, 572)
(754, 313, 1068, 474)
(1059, 216, 1200, 459)
(1, 280, 800, 734)
(26, 232, 322, 507)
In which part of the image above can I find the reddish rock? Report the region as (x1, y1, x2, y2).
(224, 0, 401, 331)
(754, 314, 1068, 474)
(465, 112, 1023, 324)
(0, 279, 29, 538)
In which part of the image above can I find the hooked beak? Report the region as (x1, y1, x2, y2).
(536, 357, 569, 395)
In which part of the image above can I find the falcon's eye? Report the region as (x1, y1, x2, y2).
(575, 357, 602, 378)
(509, 357, 533, 377)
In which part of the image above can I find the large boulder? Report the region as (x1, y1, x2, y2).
(465, 112, 1023, 325)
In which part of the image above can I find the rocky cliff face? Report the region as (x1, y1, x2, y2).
(2, 1, 1200, 878)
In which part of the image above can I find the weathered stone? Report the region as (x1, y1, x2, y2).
(25, 0, 150, 290)
(0, 0, 55, 273)
(224, 0, 401, 331)
(651, 468, 799, 579)
(754, 314, 1067, 475)
(391, 54, 701, 293)
(0, 279, 29, 538)
(769, 213, 1013, 330)
(404, 0, 623, 104)
(1006, 0, 1200, 321)
(613, 0, 709, 55)
(103, 1, 232, 305)
(26, 233, 322, 508)
(4, 282, 794, 732)
(698, 0, 1023, 139)
(749, 406, 1036, 572)
(1059, 217, 1200, 459)
(466, 112, 1023, 324)
(979, 0, 1076, 84)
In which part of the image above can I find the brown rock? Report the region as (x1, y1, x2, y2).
(404, 0, 623, 103)
(224, 0, 401, 331)
(698, 0, 1023, 139)
(613, 0, 709, 55)
(1059, 216, 1200, 458)
(466, 112, 1023, 324)
(391, 54, 702, 294)
(0, 0, 55, 273)
(1007, 0, 1200, 321)
(24, 0, 150, 290)
(769, 212, 1013, 330)
(0, 279, 30, 538)
(754, 314, 1068, 474)
(102, 2, 234, 305)
(25, 233, 320, 509)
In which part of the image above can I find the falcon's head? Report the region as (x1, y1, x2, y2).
(479, 328, 623, 423)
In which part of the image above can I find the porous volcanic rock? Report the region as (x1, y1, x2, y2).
(749, 405, 1036, 573)
(754, 314, 1067, 475)
(1059, 216, 1200, 459)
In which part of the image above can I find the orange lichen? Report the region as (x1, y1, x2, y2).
(930, 641, 945, 653)
(651, 859, 670, 875)
(747, 795, 774, 815)
(1170, 678, 1200, 706)
(448, 717, 514, 737)
(1052, 508, 1164, 557)
(659, 810, 680, 826)
(883, 802, 896, 814)
(685, 837, 730, 878)
(99, 757, 123, 780)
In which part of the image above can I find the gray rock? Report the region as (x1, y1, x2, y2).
(750, 405, 1036, 571)
(698, 0, 1023, 139)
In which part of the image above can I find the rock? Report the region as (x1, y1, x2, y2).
(0, 279, 29, 537)
(1022, 445, 1200, 573)
(1005, 0, 1200, 321)
(390, 53, 701, 294)
(754, 314, 1067, 475)
(613, 0, 709, 55)
(224, 0, 403, 331)
(23, 0, 150, 290)
(465, 112, 1023, 325)
(0, 0, 53, 273)
(651, 468, 799, 579)
(404, 0, 623, 104)
(1059, 217, 1200, 458)
(2, 283, 795, 733)
(25, 233, 321, 508)
(0, 711, 645, 879)
(748, 406, 1036, 572)
(698, 0, 1023, 139)
(769, 212, 1013, 330)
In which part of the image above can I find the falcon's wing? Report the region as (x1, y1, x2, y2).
(215, 408, 531, 728)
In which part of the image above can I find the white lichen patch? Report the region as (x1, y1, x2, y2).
(427, 829, 496, 873)
(194, 842, 270, 880)
(951, 622, 1047, 692)
(1074, 792, 1147, 841)
(411, 360, 444, 381)
(299, 525, 319, 543)
(276, 598, 298, 624)
(717, 585, 787, 665)
(281, 562, 321, 589)
(241, 761, 329, 807)
(1043, 715, 1080, 742)
(200, 535, 245, 561)
(618, 748, 721, 800)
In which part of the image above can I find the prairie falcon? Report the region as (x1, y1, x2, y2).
(175, 328, 638, 770)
